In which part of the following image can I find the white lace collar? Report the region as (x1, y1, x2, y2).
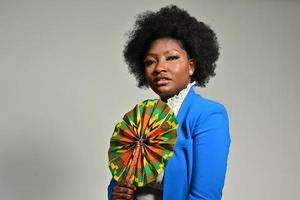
(166, 81, 196, 116)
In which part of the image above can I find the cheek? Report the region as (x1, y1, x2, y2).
(144, 68, 152, 81)
(172, 63, 190, 78)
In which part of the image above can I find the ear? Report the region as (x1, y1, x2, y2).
(188, 59, 196, 76)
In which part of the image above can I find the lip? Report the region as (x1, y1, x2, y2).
(153, 77, 171, 86)
(156, 78, 169, 86)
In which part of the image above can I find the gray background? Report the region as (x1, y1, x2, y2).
(0, 0, 299, 199)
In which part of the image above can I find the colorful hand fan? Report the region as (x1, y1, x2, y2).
(108, 99, 178, 187)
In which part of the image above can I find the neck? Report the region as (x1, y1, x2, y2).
(160, 95, 171, 103)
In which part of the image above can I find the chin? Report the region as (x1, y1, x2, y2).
(151, 83, 177, 98)
(156, 89, 176, 99)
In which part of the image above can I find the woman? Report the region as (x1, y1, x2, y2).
(108, 5, 231, 200)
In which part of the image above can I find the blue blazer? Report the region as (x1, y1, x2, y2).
(108, 88, 231, 200)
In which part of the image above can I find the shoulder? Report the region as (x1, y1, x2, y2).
(187, 89, 230, 140)
(188, 89, 229, 121)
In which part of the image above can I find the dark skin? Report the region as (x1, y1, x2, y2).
(112, 182, 136, 200)
(144, 37, 195, 102)
(112, 37, 195, 199)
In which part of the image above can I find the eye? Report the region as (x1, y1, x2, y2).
(144, 59, 156, 66)
(166, 55, 179, 61)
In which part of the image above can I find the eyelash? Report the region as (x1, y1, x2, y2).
(166, 55, 179, 61)
(144, 60, 155, 66)
(144, 56, 179, 66)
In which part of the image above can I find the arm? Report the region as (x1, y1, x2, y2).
(187, 104, 231, 200)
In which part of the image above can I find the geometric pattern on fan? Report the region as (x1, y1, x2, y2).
(108, 99, 178, 187)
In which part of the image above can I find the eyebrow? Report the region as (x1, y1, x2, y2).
(145, 49, 180, 56)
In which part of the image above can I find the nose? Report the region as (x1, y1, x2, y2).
(153, 59, 167, 74)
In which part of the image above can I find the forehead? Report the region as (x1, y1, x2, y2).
(146, 37, 186, 54)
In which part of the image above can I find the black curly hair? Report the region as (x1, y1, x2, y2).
(123, 5, 220, 88)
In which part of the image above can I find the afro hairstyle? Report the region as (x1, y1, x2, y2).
(123, 5, 220, 88)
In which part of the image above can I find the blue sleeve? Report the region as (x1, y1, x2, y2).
(187, 104, 231, 200)
(107, 178, 116, 200)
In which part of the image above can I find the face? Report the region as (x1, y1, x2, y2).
(144, 38, 195, 102)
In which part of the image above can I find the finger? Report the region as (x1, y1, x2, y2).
(112, 186, 135, 198)
(118, 182, 136, 191)
(115, 198, 133, 200)
(112, 191, 133, 199)
(112, 183, 135, 200)
(115, 182, 136, 192)
(119, 186, 134, 194)
(117, 182, 129, 187)
(125, 183, 137, 191)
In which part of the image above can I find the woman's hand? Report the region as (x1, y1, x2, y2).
(112, 182, 136, 200)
